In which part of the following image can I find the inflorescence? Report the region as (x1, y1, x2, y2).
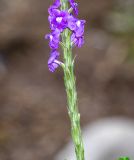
(45, 0, 86, 72)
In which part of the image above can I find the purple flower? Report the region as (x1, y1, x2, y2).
(71, 33, 84, 48)
(70, 19, 86, 47)
(45, 29, 61, 49)
(75, 20, 86, 37)
(69, 0, 78, 15)
(48, 50, 60, 72)
(45, 0, 86, 72)
(48, 9, 69, 31)
(67, 15, 77, 31)
(67, 18, 85, 35)
(51, 0, 60, 9)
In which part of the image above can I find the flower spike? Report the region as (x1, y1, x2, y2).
(46, 0, 85, 72)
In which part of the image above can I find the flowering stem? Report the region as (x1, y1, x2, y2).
(60, 1, 85, 160)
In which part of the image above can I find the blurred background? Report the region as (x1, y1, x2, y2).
(0, 0, 134, 160)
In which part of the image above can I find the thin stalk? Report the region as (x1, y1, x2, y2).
(60, 1, 85, 160)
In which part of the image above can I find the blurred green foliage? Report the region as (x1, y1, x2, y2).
(105, 0, 134, 63)
(119, 157, 130, 160)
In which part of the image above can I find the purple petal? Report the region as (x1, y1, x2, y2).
(53, 0, 60, 8)
(75, 20, 86, 37)
(45, 29, 61, 49)
(48, 50, 60, 72)
(71, 33, 85, 48)
(69, 0, 78, 15)
(67, 15, 77, 31)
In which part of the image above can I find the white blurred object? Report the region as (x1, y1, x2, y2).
(55, 117, 134, 160)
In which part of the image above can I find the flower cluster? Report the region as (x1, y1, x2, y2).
(45, 0, 85, 72)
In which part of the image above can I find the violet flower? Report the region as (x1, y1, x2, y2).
(69, 0, 78, 15)
(48, 9, 69, 31)
(48, 50, 60, 72)
(71, 33, 84, 47)
(45, 29, 61, 49)
(70, 19, 85, 47)
(75, 20, 86, 37)
(51, 0, 60, 8)
(46, 0, 86, 72)
(67, 15, 77, 31)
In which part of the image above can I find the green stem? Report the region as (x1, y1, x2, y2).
(60, 1, 85, 160)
